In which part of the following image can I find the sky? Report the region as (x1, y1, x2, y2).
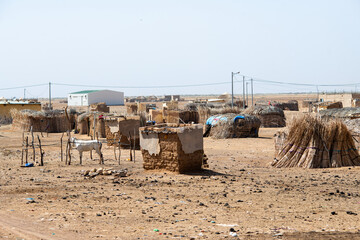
(0, 0, 359, 98)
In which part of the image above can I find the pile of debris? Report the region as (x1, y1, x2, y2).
(82, 168, 127, 178)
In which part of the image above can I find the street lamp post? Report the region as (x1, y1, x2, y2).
(231, 71, 240, 108)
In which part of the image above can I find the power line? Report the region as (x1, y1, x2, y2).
(52, 81, 231, 89)
(0, 83, 48, 91)
(0, 78, 359, 92)
(235, 74, 359, 87)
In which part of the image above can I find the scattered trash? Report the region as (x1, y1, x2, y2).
(229, 231, 238, 237)
(211, 221, 216, 223)
(346, 211, 358, 215)
(24, 163, 34, 167)
(26, 198, 35, 203)
(83, 168, 127, 178)
(153, 229, 159, 232)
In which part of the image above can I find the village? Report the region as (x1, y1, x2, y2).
(0, 90, 360, 239)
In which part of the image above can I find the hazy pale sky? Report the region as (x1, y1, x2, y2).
(0, 0, 359, 98)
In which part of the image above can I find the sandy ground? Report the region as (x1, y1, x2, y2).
(1, 109, 360, 239)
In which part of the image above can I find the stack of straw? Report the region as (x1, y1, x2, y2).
(272, 115, 360, 168)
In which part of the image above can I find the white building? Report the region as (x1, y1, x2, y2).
(68, 90, 124, 106)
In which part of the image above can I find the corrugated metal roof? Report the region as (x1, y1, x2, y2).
(70, 90, 100, 94)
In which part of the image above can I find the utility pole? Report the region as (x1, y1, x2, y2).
(49, 82, 52, 110)
(251, 78, 254, 106)
(231, 71, 240, 108)
(316, 85, 319, 102)
(231, 72, 234, 108)
(24, 89, 26, 100)
(242, 75, 246, 109)
(246, 82, 249, 106)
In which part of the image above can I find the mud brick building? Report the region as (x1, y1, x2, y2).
(140, 124, 203, 173)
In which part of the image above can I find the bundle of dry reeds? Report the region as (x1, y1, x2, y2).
(272, 115, 360, 168)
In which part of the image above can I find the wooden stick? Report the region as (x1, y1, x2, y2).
(31, 126, 35, 163)
(21, 132, 24, 166)
(25, 136, 29, 164)
(65, 138, 68, 165)
(67, 139, 72, 165)
(128, 132, 132, 161)
(118, 136, 121, 165)
(113, 144, 117, 160)
(60, 132, 64, 162)
(37, 135, 44, 166)
(133, 128, 136, 163)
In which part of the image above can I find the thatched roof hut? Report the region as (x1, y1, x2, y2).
(243, 106, 286, 127)
(272, 115, 360, 168)
(319, 107, 360, 119)
(204, 113, 261, 138)
(11, 109, 71, 132)
(273, 100, 299, 111)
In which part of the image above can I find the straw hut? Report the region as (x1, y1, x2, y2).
(204, 113, 261, 139)
(319, 107, 360, 120)
(273, 100, 299, 111)
(11, 109, 71, 133)
(198, 105, 242, 124)
(272, 115, 360, 168)
(243, 106, 286, 127)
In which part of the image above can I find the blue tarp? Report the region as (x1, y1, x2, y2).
(206, 115, 245, 127)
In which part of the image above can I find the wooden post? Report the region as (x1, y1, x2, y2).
(128, 132, 133, 162)
(31, 126, 35, 163)
(118, 135, 121, 165)
(21, 132, 24, 166)
(60, 132, 64, 162)
(133, 128, 136, 163)
(25, 136, 29, 164)
(113, 136, 117, 161)
(37, 135, 44, 166)
(67, 139, 72, 165)
(65, 138, 68, 165)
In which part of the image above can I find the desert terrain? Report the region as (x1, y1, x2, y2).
(0, 97, 360, 240)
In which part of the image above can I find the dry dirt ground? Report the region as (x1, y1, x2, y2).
(1, 111, 360, 240)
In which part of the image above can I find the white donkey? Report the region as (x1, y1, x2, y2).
(70, 137, 104, 164)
